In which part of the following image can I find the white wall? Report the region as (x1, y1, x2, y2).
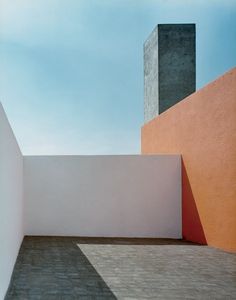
(0, 101, 182, 298)
(24, 155, 181, 238)
(0, 103, 23, 299)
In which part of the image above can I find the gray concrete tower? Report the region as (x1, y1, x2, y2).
(144, 24, 196, 122)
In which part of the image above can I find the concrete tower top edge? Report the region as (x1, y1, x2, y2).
(158, 23, 195, 27)
(144, 23, 196, 48)
(144, 26, 159, 49)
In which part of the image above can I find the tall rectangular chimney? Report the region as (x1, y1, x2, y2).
(144, 24, 196, 122)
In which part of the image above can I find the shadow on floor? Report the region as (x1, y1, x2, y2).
(6, 236, 117, 299)
(22, 236, 200, 245)
(6, 237, 236, 300)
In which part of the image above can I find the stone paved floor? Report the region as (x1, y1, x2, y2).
(5, 237, 236, 299)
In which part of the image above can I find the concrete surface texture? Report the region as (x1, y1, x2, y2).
(144, 24, 196, 122)
(6, 237, 236, 299)
(23, 155, 181, 238)
(0, 103, 24, 299)
(142, 67, 236, 252)
(144, 26, 159, 123)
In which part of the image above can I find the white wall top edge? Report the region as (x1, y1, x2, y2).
(23, 154, 181, 157)
(0, 102, 22, 156)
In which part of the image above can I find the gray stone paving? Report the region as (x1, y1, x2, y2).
(79, 244, 236, 299)
(5, 237, 236, 299)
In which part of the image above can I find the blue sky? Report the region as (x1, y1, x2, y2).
(0, 0, 236, 154)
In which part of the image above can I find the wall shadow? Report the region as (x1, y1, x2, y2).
(74, 237, 199, 246)
(23, 236, 201, 246)
(6, 236, 117, 299)
(182, 159, 207, 244)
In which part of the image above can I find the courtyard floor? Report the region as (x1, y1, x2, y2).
(6, 236, 236, 299)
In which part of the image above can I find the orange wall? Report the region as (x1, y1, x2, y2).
(141, 68, 236, 252)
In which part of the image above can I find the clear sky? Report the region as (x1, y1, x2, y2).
(0, 0, 236, 155)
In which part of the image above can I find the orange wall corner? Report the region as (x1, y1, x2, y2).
(141, 67, 236, 252)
